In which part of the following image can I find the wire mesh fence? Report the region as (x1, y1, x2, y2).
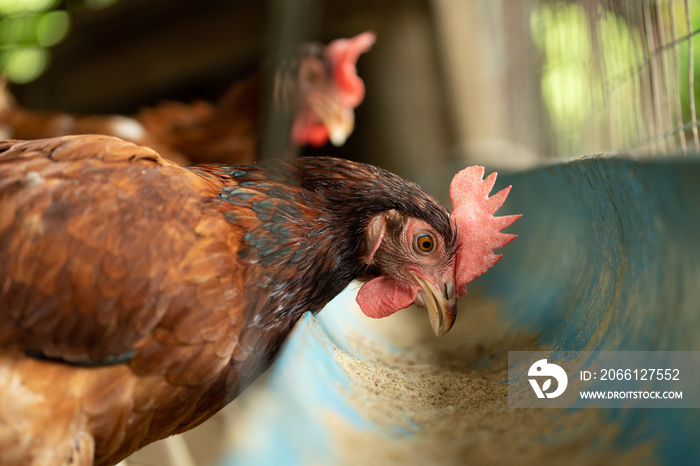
(434, 0, 700, 167)
(529, 0, 700, 158)
(533, 0, 700, 157)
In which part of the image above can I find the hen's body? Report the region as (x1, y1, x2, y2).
(133, 75, 261, 165)
(1, 77, 260, 166)
(0, 135, 455, 465)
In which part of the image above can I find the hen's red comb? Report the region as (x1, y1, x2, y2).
(449, 166, 521, 296)
(326, 31, 376, 107)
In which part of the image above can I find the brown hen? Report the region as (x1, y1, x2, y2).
(0, 134, 518, 465)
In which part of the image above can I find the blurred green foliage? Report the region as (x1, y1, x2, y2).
(532, 1, 700, 156)
(676, 0, 700, 124)
(531, 3, 642, 155)
(0, 0, 117, 84)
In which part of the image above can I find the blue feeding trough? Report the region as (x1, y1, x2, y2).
(221, 155, 700, 466)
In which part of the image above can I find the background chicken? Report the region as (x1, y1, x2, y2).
(0, 134, 517, 465)
(0, 31, 375, 166)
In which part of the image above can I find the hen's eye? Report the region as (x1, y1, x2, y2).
(305, 69, 321, 84)
(300, 60, 325, 86)
(415, 234, 436, 254)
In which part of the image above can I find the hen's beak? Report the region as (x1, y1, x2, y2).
(309, 93, 355, 146)
(413, 275, 458, 337)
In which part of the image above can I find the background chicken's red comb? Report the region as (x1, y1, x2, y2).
(449, 166, 521, 296)
(327, 31, 376, 107)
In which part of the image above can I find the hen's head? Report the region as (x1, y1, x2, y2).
(356, 166, 521, 336)
(275, 31, 376, 148)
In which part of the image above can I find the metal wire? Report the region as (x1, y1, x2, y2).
(670, 0, 689, 151)
(490, 0, 700, 159)
(683, 0, 700, 149)
(593, 0, 700, 155)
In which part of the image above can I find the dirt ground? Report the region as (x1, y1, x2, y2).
(324, 296, 658, 466)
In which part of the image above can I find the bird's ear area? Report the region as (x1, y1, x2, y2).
(326, 31, 376, 107)
(363, 212, 388, 265)
(362, 209, 405, 265)
(356, 276, 418, 319)
(357, 210, 418, 319)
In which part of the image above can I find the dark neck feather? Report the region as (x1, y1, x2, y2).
(206, 156, 454, 325)
(194, 156, 455, 398)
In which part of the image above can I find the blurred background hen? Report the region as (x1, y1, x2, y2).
(0, 32, 375, 165)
